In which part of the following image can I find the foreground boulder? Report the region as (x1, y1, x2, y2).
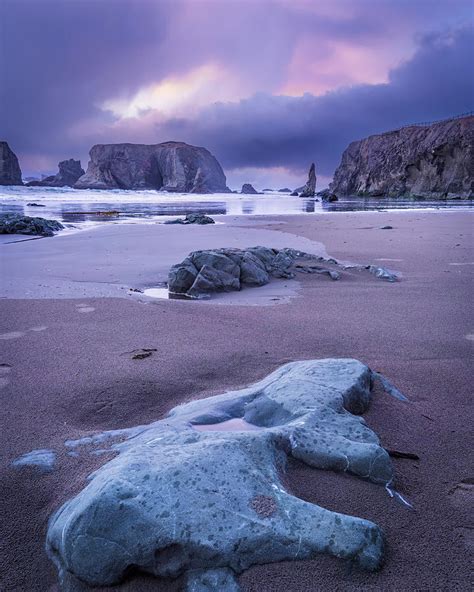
(0, 142, 23, 185)
(46, 359, 403, 590)
(164, 212, 215, 225)
(75, 142, 230, 193)
(241, 183, 258, 194)
(0, 214, 63, 237)
(27, 159, 85, 187)
(330, 115, 474, 198)
(299, 163, 317, 197)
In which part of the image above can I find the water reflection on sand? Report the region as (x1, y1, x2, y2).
(0, 186, 471, 231)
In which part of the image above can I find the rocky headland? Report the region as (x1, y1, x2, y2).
(330, 115, 474, 198)
(0, 142, 23, 185)
(75, 141, 230, 193)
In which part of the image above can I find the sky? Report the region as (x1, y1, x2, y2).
(1, 0, 473, 189)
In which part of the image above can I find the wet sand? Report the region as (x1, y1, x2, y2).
(0, 211, 472, 591)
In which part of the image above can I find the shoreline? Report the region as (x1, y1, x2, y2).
(1, 210, 472, 591)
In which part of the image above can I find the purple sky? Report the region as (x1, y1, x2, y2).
(1, 0, 473, 189)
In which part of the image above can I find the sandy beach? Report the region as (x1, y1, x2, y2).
(1, 210, 472, 591)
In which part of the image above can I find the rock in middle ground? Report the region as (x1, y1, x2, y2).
(0, 214, 64, 237)
(46, 359, 400, 590)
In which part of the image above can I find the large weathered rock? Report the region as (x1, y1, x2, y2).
(168, 247, 299, 298)
(46, 359, 404, 590)
(330, 116, 474, 198)
(241, 183, 258, 194)
(27, 159, 85, 187)
(75, 142, 230, 193)
(0, 214, 63, 237)
(299, 163, 317, 197)
(0, 142, 23, 185)
(168, 246, 397, 299)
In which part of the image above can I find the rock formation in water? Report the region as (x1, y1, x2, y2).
(0, 214, 63, 237)
(330, 115, 474, 198)
(74, 142, 229, 193)
(241, 183, 258, 194)
(27, 159, 85, 187)
(0, 142, 23, 185)
(45, 359, 406, 590)
(299, 163, 317, 197)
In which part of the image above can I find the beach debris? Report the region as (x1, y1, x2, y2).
(129, 287, 144, 293)
(387, 449, 420, 460)
(241, 183, 258, 194)
(46, 359, 406, 589)
(26, 202, 46, 207)
(130, 348, 157, 360)
(0, 214, 63, 237)
(164, 212, 215, 225)
(381, 225, 393, 230)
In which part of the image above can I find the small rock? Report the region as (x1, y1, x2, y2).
(165, 212, 215, 225)
(241, 183, 258, 194)
(27, 202, 46, 207)
(381, 225, 393, 230)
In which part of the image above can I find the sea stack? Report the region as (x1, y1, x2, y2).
(75, 142, 229, 193)
(27, 159, 85, 187)
(0, 142, 23, 186)
(299, 163, 316, 197)
(329, 115, 474, 198)
(241, 183, 258, 194)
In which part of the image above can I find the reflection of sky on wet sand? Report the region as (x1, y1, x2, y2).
(0, 186, 472, 231)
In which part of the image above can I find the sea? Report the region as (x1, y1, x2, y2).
(0, 186, 472, 231)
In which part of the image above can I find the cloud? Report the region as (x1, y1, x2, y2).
(0, 0, 472, 181)
(149, 25, 474, 180)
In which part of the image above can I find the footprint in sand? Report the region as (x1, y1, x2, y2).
(0, 331, 25, 340)
(0, 327, 48, 340)
(0, 363, 12, 389)
(76, 304, 95, 313)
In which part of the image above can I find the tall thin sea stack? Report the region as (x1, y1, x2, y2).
(299, 163, 316, 197)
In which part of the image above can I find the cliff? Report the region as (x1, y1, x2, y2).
(75, 142, 229, 193)
(0, 142, 23, 185)
(330, 116, 473, 198)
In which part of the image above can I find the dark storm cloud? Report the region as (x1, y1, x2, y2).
(0, 0, 472, 177)
(155, 25, 474, 176)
